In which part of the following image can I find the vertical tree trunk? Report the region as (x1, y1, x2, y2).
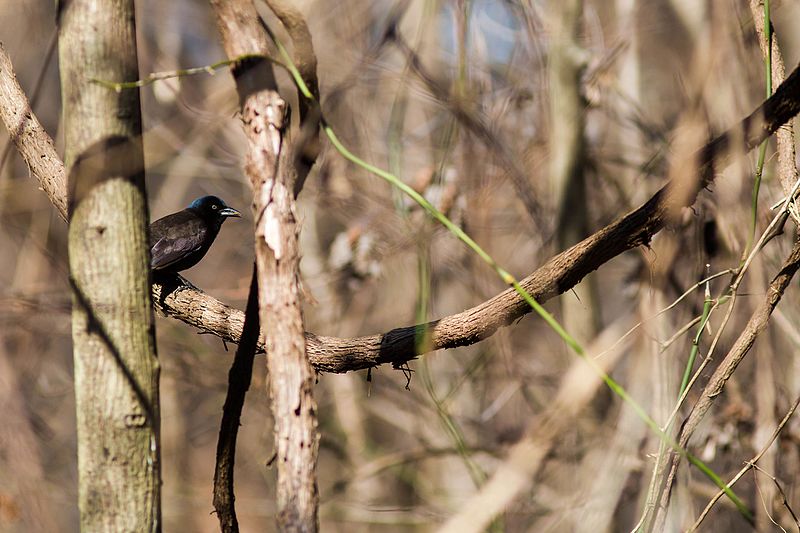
(248, 92, 319, 531)
(209, 1, 320, 530)
(59, 0, 161, 531)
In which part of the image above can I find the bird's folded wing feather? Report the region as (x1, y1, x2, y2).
(149, 211, 206, 270)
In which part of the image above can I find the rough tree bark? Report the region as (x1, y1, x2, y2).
(58, 0, 160, 530)
(209, 1, 319, 530)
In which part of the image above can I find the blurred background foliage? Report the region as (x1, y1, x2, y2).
(2, 0, 800, 531)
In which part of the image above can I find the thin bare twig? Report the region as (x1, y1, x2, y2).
(690, 393, 800, 530)
(654, 237, 800, 530)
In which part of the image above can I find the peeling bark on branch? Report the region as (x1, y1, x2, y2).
(209, 0, 319, 530)
(246, 91, 319, 531)
(0, 42, 67, 221)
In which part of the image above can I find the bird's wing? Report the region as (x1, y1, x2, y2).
(149, 211, 207, 270)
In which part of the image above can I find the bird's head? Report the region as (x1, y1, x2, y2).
(187, 195, 242, 223)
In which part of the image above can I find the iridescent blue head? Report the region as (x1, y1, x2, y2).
(187, 195, 242, 222)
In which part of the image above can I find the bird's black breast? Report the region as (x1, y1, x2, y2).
(150, 210, 219, 272)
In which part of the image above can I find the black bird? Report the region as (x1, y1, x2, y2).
(150, 195, 242, 274)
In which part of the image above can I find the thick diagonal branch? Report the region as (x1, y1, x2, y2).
(0, 41, 67, 220)
(3, 43, 800, 375)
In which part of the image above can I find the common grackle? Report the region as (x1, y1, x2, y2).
(150, 195, 242, 274)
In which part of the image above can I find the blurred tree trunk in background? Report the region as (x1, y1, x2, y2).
(549, 0, 601, 343)
(59, 0, 161, 530)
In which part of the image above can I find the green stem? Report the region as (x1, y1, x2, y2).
(679, 280, 713, 397)
(747, 0, 773, 254)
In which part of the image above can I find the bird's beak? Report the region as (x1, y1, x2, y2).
(220, 207, 242, 218)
